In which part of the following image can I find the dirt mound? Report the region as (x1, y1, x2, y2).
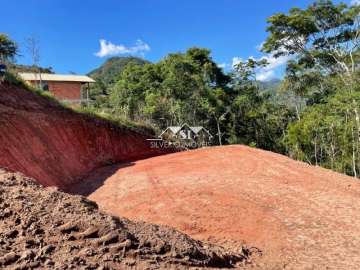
(0, 82, 170, 189)
(74, 145, 360, 269)
(0, 170, 254, 269)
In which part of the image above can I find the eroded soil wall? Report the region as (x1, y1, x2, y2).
(0, 83, 168, 189)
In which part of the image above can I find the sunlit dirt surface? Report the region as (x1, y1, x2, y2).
(74, 145, 360, 269)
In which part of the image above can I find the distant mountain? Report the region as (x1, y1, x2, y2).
(88, 56, 149, 85)
(257, 78, 282, 96)
(258, 78, 281, 91)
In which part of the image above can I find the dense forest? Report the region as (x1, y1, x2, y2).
(88, 1, 360, 177)
(2, 0, 360, 178)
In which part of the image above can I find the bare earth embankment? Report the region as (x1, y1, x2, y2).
(73, 146, 360, 269)
(0, 83, 170, 189)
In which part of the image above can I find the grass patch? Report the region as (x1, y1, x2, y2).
(2, 71, 29, 88)
(76, 107, 156, 136)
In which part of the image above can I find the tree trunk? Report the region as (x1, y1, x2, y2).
(314, 132, 318, 166)
(295, 103, 301, 121)
(352, 126, 358, 178)
(216, 118, 222, 146)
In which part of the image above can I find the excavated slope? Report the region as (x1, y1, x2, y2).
(0, 83, 256, 269)
(0, 83, 169, 189)
(74, 146, 360, 269)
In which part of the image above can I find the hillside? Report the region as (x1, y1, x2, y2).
(257, 78, 281, 96)
(88, 56, 149, 85)
(73, 145, 360, 269)
(0, 81, 169, 189)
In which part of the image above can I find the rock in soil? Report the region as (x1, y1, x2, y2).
(0, 170, 255, 269)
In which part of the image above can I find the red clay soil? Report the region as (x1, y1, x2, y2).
(0, 170, 252, 269)
(73, 145, 360, 269)
(0, 83, 170, 189)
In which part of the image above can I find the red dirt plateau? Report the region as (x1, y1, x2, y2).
(74, 145, 360, 269)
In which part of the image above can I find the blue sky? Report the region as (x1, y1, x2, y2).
(2, 0, 355, 80)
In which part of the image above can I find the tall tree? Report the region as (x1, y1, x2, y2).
(230, 58, 295, 151)
(264, 0, 360, 177)
(0, 34, 17, 63)
(263, 0, 360, 90)
(110, 47, 232, 138)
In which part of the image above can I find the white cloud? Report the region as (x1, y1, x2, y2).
(257, 70, 275, 81)
(231, 54, 290, 81)
(218, 63, 227, 69)
(256, 54, 290, 81)
(95, 39, 150, 57)
(256, 42, 265, 51)
(351, 0, 360, 5)
(232, 57, 243, 68)
(260, 54, 290, 72)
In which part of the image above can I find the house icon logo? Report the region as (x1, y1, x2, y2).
(148, 123, 213, 149)
(159, 123, 213, 142)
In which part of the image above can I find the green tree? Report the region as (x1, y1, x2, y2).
(285, 89, 360, 177)
(0, 34, 17, 62)
(108, 48, 294, 150)
(110, 47, 232, 138)
(263, 0, 360, 90)
(264, 0, 360, 177)
(229, 58, 295, 151)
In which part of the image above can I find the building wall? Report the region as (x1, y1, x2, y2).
(48, 81, 82, 100)
(27, 80, 82, 101)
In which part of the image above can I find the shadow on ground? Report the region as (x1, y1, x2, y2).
(67, 162, 135, 196)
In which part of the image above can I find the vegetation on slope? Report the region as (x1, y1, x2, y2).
(87, 56, 148, 106)
(263, 0, 360, 176)
(89, 48, 295, 152)
(1, 70, 155, 136)
(88, 56, 148, 85)
(85, 1, 360, 177)
(2, 0, 360, 178)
